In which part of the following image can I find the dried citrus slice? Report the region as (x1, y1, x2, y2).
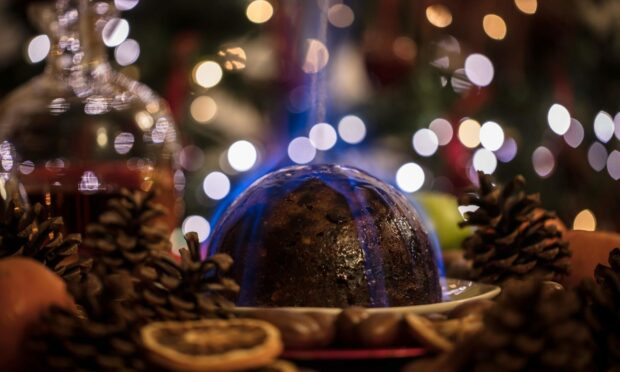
(141, 318, 283, 371)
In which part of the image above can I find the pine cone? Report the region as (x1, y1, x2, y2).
(133, 232, 240, 321)
(579, 248, 620, 371)
(449, 280, 594, 372)
(0, 189, 90, 282)
(26, 272, 149, 371)
(458, 171, 571, 284)
(84, 188, 171, 275)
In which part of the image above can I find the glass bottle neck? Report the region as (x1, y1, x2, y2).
(45, 0, 112, 88)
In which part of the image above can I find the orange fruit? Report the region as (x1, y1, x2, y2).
(0, 257, 74, 369)
(141, 318, 283, 371)
(564, 230, 620, 288)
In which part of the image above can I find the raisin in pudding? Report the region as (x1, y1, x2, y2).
(208, 164, 441, 308)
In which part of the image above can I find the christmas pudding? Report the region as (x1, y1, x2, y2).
(208, 164, 441, 308)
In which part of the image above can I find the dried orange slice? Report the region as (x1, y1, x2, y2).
(141, 318, 283, 371)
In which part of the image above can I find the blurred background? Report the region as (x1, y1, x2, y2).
(0, 0, 619, 244)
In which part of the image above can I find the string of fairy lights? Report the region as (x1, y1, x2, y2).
(20, 0, 619, 240)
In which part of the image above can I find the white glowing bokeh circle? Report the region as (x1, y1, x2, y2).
(588, 142, 608, 172)
(113, 132, 134, 154)
(564, 118, 584, 148)
(115, 0, 139, 10)
(27, 35, 50, 63)
(547, 103, 571, 135)
(412, 129, 439, 157)
(479, 121, 505, 151)
(396, 162, 425, 193)
(227, 140, 257, 172)
(309, 123, 337, 150)
(429, 118, 453, 145)
(615, 112, 620, 140)
(473, 148, 497, 174)
(182, 215, 210, 243)
(194, 61, 223, 88)
(246, 0, 274, 24)
(114, 39, 140, 66)
(288, 137, 316, 164)
(464, 53, 494, 87)
(532, 146, 555, 178)
(202, 171, 230, 200)
(338, 115, 366, 144)
(102, 18, 130, 47)
(302, 38, 329, 74)
(607, 150, 620, 180)
(594, 111, 615, 143)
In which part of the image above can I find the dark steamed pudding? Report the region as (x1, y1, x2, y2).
(208, 164, 441, 307)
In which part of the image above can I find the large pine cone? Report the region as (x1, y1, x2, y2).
(0, 190, 89, 282)
(133, 232, 239, 321)
(84, 188, 171, 275)
(458, 171, 571, 284)
(579, 248, 620, 371)
(449, 280, 594, 372)
(27, 273, 149, 371)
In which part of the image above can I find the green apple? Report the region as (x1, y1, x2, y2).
(414, 191, 473, 251)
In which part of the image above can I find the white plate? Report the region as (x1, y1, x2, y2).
(236, 278, 501, 315)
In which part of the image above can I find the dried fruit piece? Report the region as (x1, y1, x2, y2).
(141, 318, 283, 371)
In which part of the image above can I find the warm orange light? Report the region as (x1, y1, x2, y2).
(426, 5, 452, 28)
(483, 14, 507, 40)
(515, 0, 537, 15)
(573, 209, 597, 231)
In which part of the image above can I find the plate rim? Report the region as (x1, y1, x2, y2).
(235, 277, 501, 315)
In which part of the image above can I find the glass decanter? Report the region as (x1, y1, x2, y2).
(0, 0, 180, 235)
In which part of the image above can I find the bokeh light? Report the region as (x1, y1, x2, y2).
(115, 0, 139, 11)
(464, 54, 494, 87)
(302, 39, 329, 74)
(479, 121, 505, 151)
(246, 0, 274, 24)
(114, 39, 140, 66)
(190, 96, 217, 123)
(96, 128, 108, 147)
(219, 47, 247, 71)
(458, 118, 481, 148)
(396, 162, 425, 193)
(483, 14, 507, 40)
(473, 148, 497, 174)
(338, 115, 366, 144)
(607, 150, 620, 180)
(429, 118, 453, 146)
(309, 123, 337, 151)
(593, 111, 615, 143)
(573, 209, 596, 231)
(327, 4, 354, 28)
(514, 0, 537, 15)
(588, 142, 608, 172)
(288, 137, 316, 164)
(102, 18, 130, 47)
(182, 215, 210, 242)
(615, 112, 620, 140)
(496, 137, 518, 163)
(532, 146, 555, 177)
(179, 145, 205, 171)
(227, 140, 257, 172)
(547, 103, 571, 135)
(564, 118, 584, 148)
(113, 132, 134, 154)
(194, 61, 223, 88)
(392, 37, 417, 62)
(412, 129, 439, 157)
(202, 171, 230, 200)
(425, 5, 452, 28)
(26, 35, 50, 64)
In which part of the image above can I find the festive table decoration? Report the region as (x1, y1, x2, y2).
(458, 171, 571, 284)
